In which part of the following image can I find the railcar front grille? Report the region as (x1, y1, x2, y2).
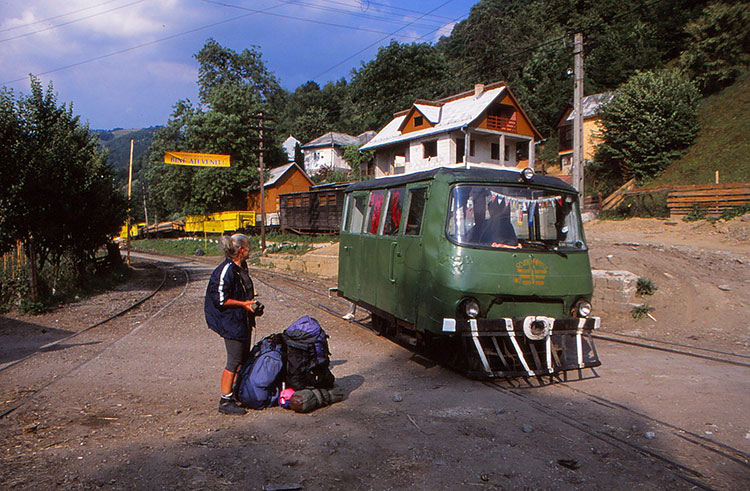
(442, 317, 600, 378)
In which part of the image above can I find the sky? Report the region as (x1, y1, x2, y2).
(0, 0, 478, 129)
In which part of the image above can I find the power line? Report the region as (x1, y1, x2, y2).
(312, 0, 458, 80)
(311, 0, 459, 23)
(1, 1, 430, 86)
(273, 0, 449, 29)
(0, 0, 147, 44)
(200, 0, 447, 33)
(0, 6, 282, 85)
(0, 0, 129, 34)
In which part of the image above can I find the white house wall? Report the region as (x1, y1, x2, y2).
(304, 146, 351, 174)
(374, 132, 530, 177)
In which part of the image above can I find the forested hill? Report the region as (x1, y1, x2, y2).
(94, 127, 160, 184)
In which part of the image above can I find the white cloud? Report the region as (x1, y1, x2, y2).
(433, 21, 456, 42)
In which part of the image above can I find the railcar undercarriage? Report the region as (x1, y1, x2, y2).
(441, 316, 601, 379)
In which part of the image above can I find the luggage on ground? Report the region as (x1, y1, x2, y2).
(236, 335, 284, 409)
(289, 388, 345, 413)
(282, 316, 335, 390)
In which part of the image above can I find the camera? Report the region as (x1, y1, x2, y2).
(253, 300, 265, 317)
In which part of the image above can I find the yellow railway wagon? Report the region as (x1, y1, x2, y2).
(185, 211, 256, 234)
(119, 223, 145, 240)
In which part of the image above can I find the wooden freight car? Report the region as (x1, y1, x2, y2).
(279, 183, 348, 233)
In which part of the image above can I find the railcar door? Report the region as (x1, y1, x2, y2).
(338, 191, 368, 301)
(392, 185, 429, 325)
(374, 187, 406, 319)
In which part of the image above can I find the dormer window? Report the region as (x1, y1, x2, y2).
(414, 116, 424, 127)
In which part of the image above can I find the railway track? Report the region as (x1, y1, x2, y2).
(0, 258, 190, 419)
(247, 264, 749, 490)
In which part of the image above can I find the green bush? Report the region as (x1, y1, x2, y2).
(631, 304, 655, 321)
(594, 69, 700, 183)
(683, 203, 708, 222)
(597, 193, 670, 220)
(718, 204, 750, 221)
(636, 277, 658, 296)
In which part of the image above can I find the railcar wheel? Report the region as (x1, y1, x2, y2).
(371, 314, 389, 336)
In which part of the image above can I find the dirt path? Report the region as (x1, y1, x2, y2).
(0, 217, 748, 489)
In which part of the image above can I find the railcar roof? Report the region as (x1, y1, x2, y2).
(345, 167, 577, 193)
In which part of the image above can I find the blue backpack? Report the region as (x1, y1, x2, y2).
(236, 336, 284, 410)
(282, 316, 335, 390)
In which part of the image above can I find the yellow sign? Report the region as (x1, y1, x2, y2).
(164, 151, 230, 167)
(514, 258, 548, 286)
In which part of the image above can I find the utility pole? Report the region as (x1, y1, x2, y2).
(258, 113, 266, 253)
(126, 138, 134, 265)
(573, 32, 585, 207)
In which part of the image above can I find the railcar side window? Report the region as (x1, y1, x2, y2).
(344, 194, 368, 233)
(365, 189, 386, 235)
(404, 188, 427, 236)
(382, 187, 405, 236)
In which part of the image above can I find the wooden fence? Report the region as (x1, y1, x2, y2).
(665, 182, 750, 218)
(600, 181, 750, 218)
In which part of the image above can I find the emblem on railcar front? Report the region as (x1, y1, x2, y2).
(514, 257, 548, 286)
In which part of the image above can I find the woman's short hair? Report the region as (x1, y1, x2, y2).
(220, 233, 250, 259)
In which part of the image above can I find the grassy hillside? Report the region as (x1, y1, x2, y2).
(94, 127, 160, 184)
(652, 71, 750, 186)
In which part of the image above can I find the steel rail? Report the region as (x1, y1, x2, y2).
(251, 266, 736, 489)
(559, 383, 750, 465)
(484, 382, 715, 491)
(592, 333, 750, 368)
(0, 266, 189, 419)
(0, 266, 168, 375)
(595, 329, 750, 360)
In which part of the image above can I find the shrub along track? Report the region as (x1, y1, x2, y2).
(0, 259, 189, 420)
(249, 264, 750, 490)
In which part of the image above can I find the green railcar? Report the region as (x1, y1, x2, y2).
(337, 166, 600, 378)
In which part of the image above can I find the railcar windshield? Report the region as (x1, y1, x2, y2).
(446, 185, 585, 250)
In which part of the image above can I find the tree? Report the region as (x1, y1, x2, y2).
(0, 77, 126, 302)
(593, 70, 700, 184)
(679, 1, 750, 94)
(143, 40, 285, 218)
(348, 41, 452, 132)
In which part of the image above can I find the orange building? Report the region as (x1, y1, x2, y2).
(247, 163, 314, 225)
(557, 92, 613, 174)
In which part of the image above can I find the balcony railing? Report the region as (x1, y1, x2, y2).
(487, 114, 517, 132)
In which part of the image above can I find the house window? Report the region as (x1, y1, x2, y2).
(469, 140, 475, 157)
(491, 143, 500, 160)
(423, 140, 438, 159)
(414, 116, 423, 127)
(328, 193, 337, 206)
(456, 138, 465, 163)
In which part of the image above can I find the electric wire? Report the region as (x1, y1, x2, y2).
(311, 0, 458, 80)
(0, 0, 130, 34)
(0, 0, 148, 44)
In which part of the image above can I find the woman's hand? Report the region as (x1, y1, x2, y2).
(223, 298, 255, 312)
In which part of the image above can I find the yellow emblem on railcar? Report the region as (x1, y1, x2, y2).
(514, 257, 548, 286)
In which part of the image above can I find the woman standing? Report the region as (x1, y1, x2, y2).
(204, 233, 260, 415)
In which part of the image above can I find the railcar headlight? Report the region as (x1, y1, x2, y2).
(575, 300, 592, 318)
(521, 167, 535, 182)
(462, 298, 481, 319)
